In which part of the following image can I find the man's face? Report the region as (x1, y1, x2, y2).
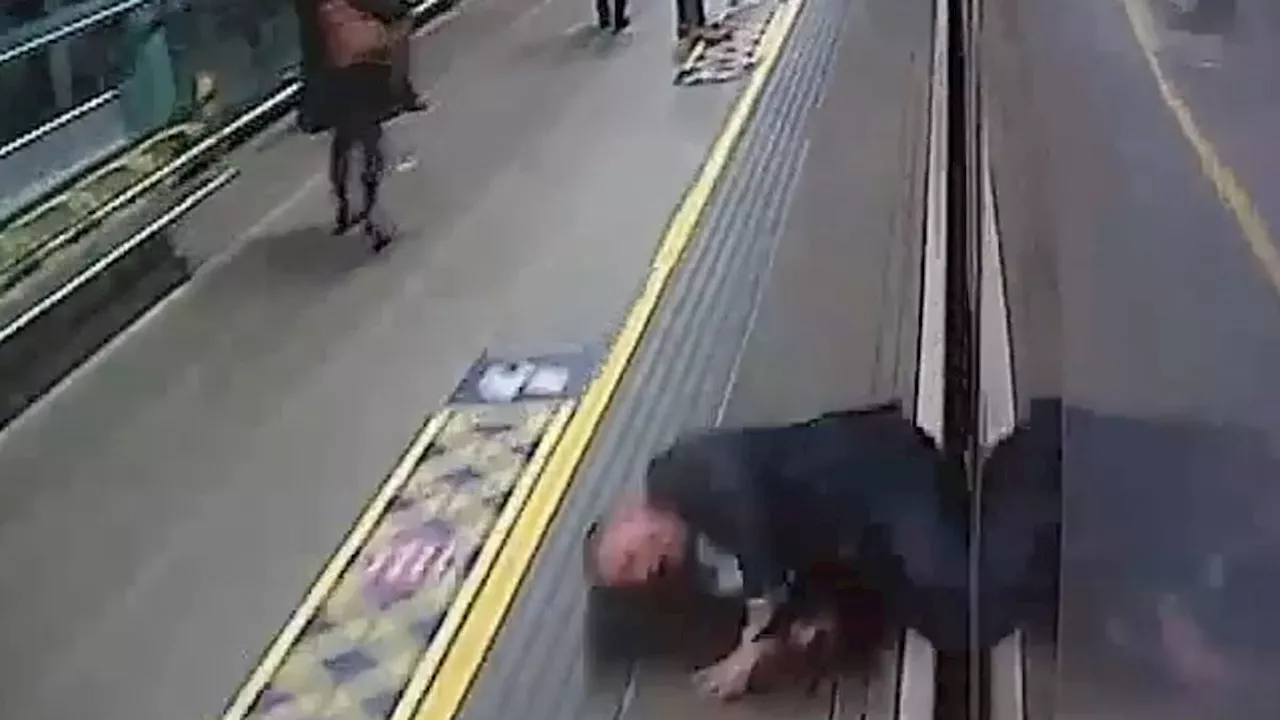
(594, 503, 690, 587)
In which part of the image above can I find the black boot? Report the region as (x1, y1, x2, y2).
(364, 213, 395, 252)
(334, 196, 355, 234)
(360, 182, 392, 251)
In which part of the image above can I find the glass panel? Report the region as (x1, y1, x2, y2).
(0, 0, 302, 322)
(0, 41, 58, 148)
(164, 0, 300, 120)
(0, 7, 133, 149)
(0, 0, 303, 203)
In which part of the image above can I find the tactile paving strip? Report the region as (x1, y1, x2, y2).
(676, 0, 782, 86)
(245, 402, 562, 720)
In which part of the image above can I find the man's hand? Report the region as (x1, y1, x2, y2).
(692, 610, 837, 700)
(788, 611, 836, 652)
(692, 640, 773, 700)
(690, 593, 788, 700)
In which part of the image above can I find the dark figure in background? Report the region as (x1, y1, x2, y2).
(317, 0, 407, 249)
(595, 0, 631, 34)
(590, 402, 1059, 700)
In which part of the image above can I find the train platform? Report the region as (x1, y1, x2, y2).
(0, 0, 937, 719)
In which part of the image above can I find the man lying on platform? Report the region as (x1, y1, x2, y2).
(587, 402, 1055, 700)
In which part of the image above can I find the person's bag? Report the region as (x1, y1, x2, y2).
(388, 21, 413, 91)
(319, 0, 390, 68)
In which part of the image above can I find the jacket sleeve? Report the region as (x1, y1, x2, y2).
(646, 433, 789, 603)
(707, 445, 790, 602)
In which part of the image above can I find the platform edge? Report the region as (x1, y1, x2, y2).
(218, 410, 455, 720)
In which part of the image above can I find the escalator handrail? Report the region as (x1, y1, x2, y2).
(0, 89, 120, 163)
(0, 83, 296, 289)
(0, 0, 148, 66)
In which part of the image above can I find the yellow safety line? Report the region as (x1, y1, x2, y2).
(219, 410, 454, 720)
(409, 0, 807, 717)
(389, 402, 576, 720)
(1119, 0, 1280, 295)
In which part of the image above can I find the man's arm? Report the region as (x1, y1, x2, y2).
(648, 433, 789, 640)
(658, 436, 789, 700)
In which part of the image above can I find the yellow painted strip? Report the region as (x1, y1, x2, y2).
(1119, 0, 1280, 295)
(220, 410, 454, 720)
(388, 402, 575, 720)
(409, 1, 808, 718)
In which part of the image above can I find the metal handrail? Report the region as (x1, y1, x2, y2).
(0, 0, 148, 66)
(0, 89, 120, 162)
(0, 165, 238, 346)
(0, 80, 298, 285)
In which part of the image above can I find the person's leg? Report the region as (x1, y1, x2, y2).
(612, 0, 630, 33)
(359, 124, 385, 211)
(675, 0, 694, 39)
(329, 125, 355, 233)
(596, 0, 612, 28)
(357, 120, 393, 249)
(674, 0, 703, 58)
(695, 0, 730, 44)
(675, 0, 724, 50)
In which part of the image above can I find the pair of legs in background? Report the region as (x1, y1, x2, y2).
(674, 0, 729, 56)
(592, 0, 727, 43)
(595, 0, 630, 33)
(328, 62, 394, 251)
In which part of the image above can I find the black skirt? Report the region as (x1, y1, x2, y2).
(324, 62, 397, 131)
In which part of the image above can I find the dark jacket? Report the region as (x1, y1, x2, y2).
(645, 403, 1058, 652)
(646, 403, 945, 599)
(296, 0, 411, 131)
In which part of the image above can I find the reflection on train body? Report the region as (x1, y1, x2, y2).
(982, 0, 1280, 717)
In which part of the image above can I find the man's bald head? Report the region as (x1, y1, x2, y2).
(590, 497, 690, 587)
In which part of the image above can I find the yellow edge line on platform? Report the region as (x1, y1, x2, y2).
(1120, 0, 1280, 295)
(388, 402, 576, 720)
(409, 0, 807, 718)
(219, 410, 455, 720)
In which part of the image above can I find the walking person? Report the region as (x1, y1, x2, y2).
(317, 0, 409, 249)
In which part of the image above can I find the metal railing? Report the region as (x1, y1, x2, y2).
(0, 89, 120, 162)
(0, 0, 148, 66)
(0, 85, 293, 289)
(0, 165, 237, 347)
(0, 0, 450, 316)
